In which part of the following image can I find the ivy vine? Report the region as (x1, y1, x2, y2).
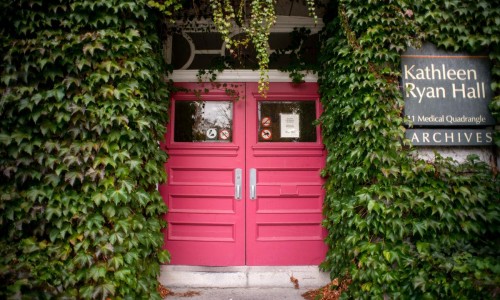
(319, 0, 499, 298)
(0, 1, 170, 298)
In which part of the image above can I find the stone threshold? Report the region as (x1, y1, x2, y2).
(159, 265, 330, 288)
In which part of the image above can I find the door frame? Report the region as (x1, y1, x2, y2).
(162, 71, 324, 266)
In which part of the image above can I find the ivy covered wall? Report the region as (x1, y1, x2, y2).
(0, 0, 169, 298)
(1, 0, 499, 299)
(319, 0, 499, 298)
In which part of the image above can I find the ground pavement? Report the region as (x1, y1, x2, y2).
(164, 287, 313, 300)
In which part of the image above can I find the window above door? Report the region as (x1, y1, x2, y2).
(164, 16, 323, 71)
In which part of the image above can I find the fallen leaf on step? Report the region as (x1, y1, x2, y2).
(290, 275, 299, 289)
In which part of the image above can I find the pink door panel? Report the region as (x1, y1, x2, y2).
(245, 82, 327, 265)
(160, 83, 246, 266)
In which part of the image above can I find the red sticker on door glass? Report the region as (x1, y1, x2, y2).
(219, 129, 230, 140)
(261, 117, 272, 127)
(260, 129, 272, 140)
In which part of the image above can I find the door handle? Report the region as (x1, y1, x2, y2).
(234, 168, 242, 200)
(249, 168, 257, 200)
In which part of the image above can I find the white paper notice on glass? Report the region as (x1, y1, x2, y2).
(280, 113, 300, 138)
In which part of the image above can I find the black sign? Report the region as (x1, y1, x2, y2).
(406, 129, 494, 146)
(401, 43, 495, 126)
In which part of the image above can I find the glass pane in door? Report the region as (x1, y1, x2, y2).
(257, 101, 317, 142)
(174, 101, 233, 142)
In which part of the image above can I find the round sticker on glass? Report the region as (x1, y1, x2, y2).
(261, 117, 272, 127)
(219, 129, 230, 140)
(206, 128, 217, 140)
(260, 129, 272, 140)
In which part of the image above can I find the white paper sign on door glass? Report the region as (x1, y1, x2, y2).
(280, 113, 300, 138)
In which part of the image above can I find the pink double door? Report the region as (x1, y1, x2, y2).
(160, 82, 326, 266)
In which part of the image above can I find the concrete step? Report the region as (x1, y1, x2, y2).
(159, 265, 330, 288)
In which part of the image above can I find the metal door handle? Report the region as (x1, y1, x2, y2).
(234, 168, 242, 200)
(249, 168, 257, 200)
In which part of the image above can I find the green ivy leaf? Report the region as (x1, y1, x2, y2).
(158, 249, 171, 264)
(88, 266, 106, 281)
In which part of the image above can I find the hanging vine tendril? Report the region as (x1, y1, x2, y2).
(247, 0, 276, 95)
(209, 0, 277, 95)
(210, 0, 236, 48)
